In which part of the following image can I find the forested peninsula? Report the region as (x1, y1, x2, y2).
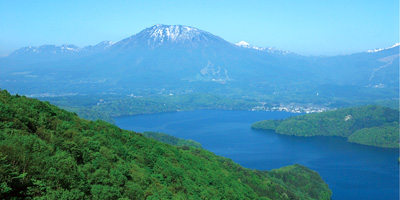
(0, 90, 331, 199)
(252, 105, 399, 148)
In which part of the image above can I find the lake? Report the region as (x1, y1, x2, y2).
(114, 110, 399, 200)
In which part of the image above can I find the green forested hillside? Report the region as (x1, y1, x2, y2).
(0, 90, 331, 199)
(142, 132, 202, 149)
(347, 122, 399, 148)
(252, 105, 399, 148)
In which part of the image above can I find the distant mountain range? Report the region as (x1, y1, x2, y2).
(0, 24, 398, 104)
(235, 41, 293, 55)
(10, 41, 115, 55)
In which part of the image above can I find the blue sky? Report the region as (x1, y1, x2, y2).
(0, 0, 398, 56)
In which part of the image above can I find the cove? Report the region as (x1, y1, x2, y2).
(114, 110, 399, 200)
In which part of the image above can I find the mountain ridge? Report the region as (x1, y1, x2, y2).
(7, 41, 116, 58)
(0, 24, 398, 104)
(4, 24, 399, 58)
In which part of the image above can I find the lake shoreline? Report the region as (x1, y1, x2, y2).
(114, 110, 399, 200)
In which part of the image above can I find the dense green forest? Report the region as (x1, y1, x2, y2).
(58, 106, 116, 125)
(142, 132, 202, 149)
(0, 90, 331, 199)
(252, 105, 399, 148)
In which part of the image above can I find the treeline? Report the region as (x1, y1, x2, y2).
(93, 94, 260, 117)
(39, 93, 260, 123)
(252, 105, 399, 148)
(0, 90, 331, 199)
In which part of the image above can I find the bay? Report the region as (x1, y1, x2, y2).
(114, 110, 399, 200)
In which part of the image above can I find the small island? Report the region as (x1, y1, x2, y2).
(252, 105, 399, 148)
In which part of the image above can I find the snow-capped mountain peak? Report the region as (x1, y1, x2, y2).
(367, 43, 400, 53)
(114, 24, 229, 49)
(235, 41, 250, 48)
(147, 24, 204, 42)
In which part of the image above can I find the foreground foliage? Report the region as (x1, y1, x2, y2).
(252, 105, 399, 148)
(0, 90, 331, 199)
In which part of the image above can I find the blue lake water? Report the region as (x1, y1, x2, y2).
(114, 110, 399, 200)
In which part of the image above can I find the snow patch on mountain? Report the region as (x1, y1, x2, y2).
(61, 45, 80, 52)
(235, 41, 292, 55)
(147, 24, 205, 42)
(367, 43, 400, 53)
(200, 61, 230, 83)
(235, 41, 250, 48)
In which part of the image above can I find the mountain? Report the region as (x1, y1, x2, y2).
(0, 24, 398, 105)
(97, 24, 245, 82)
(309, 43, 399, 88)
(0, 25, 307, 95)
(251, 105, 399, 148)
(114, 24, 230, 50)
(0, 89, 332, 199)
